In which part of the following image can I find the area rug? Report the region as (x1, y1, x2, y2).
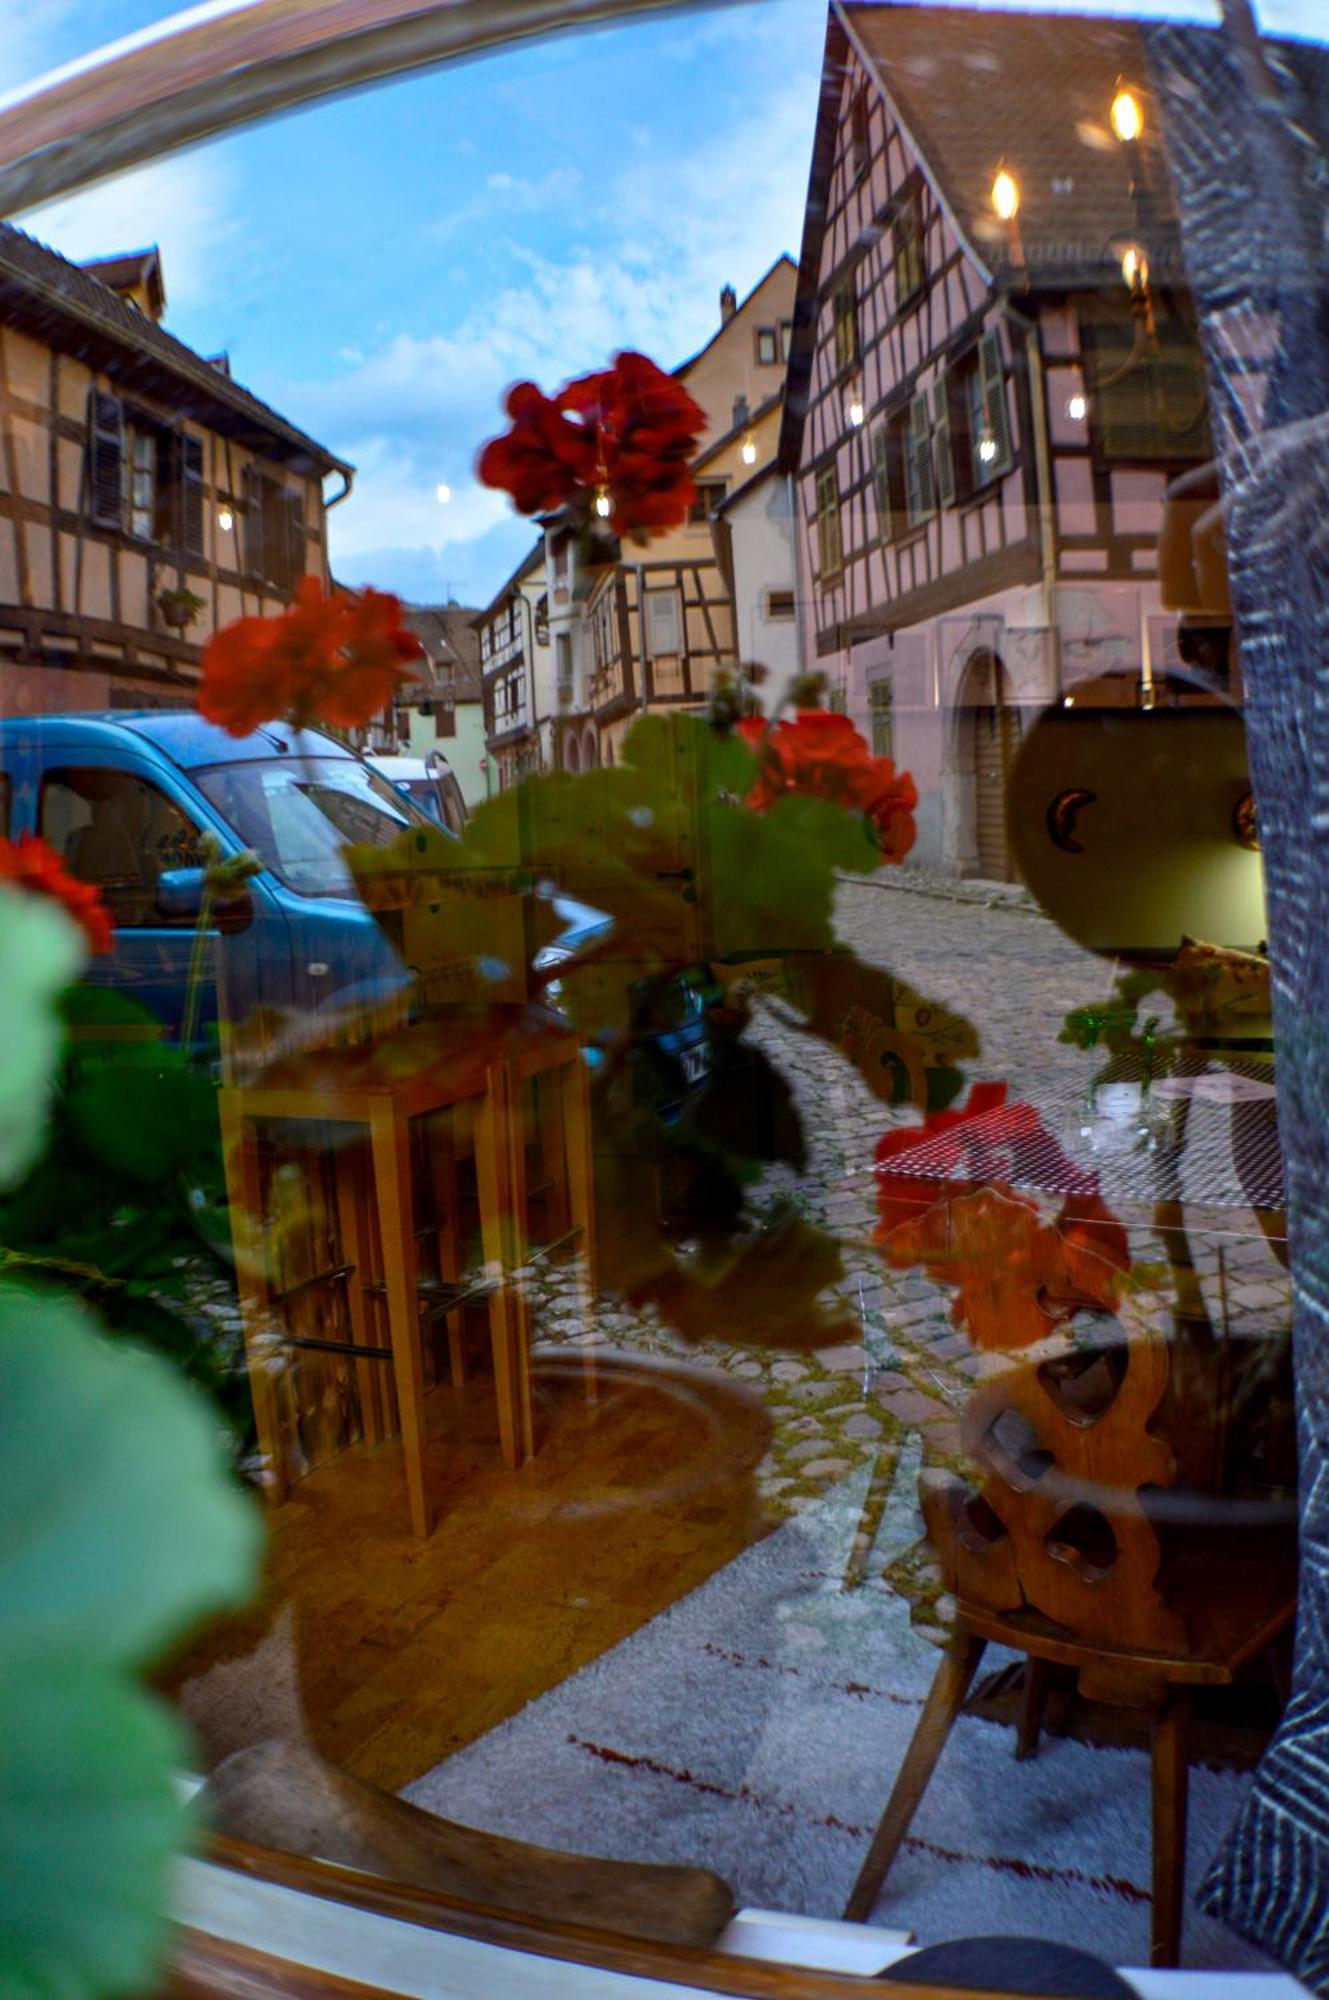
(404, 1463, 1276, 1972)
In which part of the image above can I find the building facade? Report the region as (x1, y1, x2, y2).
(580, 258, 799, 765)
(475, 546, 553, 790)
(392, 602, 490, 807)
(0, 226, 348, 718)
(782, 5, 1217, 879)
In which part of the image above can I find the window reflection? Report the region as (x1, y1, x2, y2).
(1, 0, 1325, 1991)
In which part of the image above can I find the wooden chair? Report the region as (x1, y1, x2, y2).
(220, 1010, 596, 1538)
(844, 1298, 1296, 1965)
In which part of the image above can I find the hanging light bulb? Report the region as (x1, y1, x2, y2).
(1066, 392, 1088, 423)
(217, 506, 234, 533)
(593, 487, 612, 520)
(740, 434, 758, 465)
(977, 432, 998, 466)
(1110, 87, 1143, 144)
(847, 394, 866, 429)
(1121, 243, 1149, 291)
(991, 168, 1020, 222)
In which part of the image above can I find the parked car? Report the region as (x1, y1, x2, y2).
(0, 711, 431, 1050)
(365, 751, 467, 836)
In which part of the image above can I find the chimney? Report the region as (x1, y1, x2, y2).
(720, 284, 737, 323)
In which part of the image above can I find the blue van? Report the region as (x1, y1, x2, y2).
(0, 712, 423, 1049)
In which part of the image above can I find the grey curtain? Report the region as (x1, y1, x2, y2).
(1146, 13, 1329, 1989)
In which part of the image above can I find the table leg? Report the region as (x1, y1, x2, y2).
(368, 1101, 432, 1538)
(219, 1093, 287, 1505)
(475, 1067, 525, 1471)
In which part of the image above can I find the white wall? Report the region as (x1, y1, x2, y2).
(724, 473, 800, 705)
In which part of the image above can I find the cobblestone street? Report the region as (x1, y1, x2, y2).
(532, 875, 1293, 1619)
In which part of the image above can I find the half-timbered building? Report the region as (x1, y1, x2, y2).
(562, 258, 798, 767)
(0, 225, 348, 717)
(782, 5, 1215, 879)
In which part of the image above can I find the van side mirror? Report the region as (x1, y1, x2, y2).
(157, 866, 206, 919)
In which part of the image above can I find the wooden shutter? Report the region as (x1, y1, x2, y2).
(907, 391, 936, 522)
(871, 424, 892, 541)
(816, 467, 842, 576)
(933, 377, 955, 508)
(283, 487, 305, 590)
(243, 465, 264, 578)
(181, 435, 205, 556)
(88, 391, 124, 527)
(979, 331, 1011, 471)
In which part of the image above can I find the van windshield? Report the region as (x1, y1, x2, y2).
(195, 756, 426, 899)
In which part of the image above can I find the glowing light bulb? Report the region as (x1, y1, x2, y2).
(740, 435, 758, 465)
(217, 506, 234, 533)
(594, 488, 612, 520)
(848, 396, 865, 428)
(1121, 244, 1149, 290)
(977, 433, 998, 465)
(1110, 88, 1143, 143)
(436, 482, 452, 505)
(1066, 392, 1088, 422)
(991, 168, 1020, 221)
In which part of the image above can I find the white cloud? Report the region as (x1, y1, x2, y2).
(281, 54, 815, 603)
(18, 151, 238, 317)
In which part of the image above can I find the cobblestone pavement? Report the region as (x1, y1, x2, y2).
(531, 875, 1293, 1622)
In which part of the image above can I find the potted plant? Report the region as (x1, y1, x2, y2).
(156, 585, 207, 631)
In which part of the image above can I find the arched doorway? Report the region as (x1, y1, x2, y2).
(957, 648, 1017, 882)
(581, 724, 599, 770)
(564, 733, 580, 774)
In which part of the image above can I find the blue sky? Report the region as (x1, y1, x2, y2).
(2, 0, 1323, 610)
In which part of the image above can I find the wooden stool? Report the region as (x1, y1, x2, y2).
(220, 1017, 592, 1536)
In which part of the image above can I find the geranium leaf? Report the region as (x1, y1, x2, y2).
(0, 1654, 186, 1999)
(0, 890, 84, 1192)
(0, 1283, 260, 1667)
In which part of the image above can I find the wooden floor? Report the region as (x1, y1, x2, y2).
(164, 1348, 772, 1793)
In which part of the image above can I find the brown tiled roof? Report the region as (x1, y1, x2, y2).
(80, 245, 165, 315)
(0, 219, 347, 474)
(403, 604, 483, 702)
(842, 3, 1182, 283)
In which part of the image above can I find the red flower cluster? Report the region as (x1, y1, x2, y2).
(738, 710, 918, 863)
(873, 1082, 1129, 1350)
(199, 578, 425, 737)
(0, 833, 114, 954)
(478, 352, 706, 539)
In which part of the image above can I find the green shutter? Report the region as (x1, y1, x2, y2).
(933, 377, 955, 507)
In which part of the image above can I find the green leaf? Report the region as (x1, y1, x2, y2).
(0, 1283, 260, 1668)
(64, 1059, 218, 1187)
(0, 1654, 186, 1999)
(0, 891, 85, 1193)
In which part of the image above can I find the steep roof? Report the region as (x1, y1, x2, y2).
(840, 3, 1183, 285)
(0, 220, 348, 475)
(403, 603, 483, 703)
(672, 253, 798, 381)
(80, 244, 165, 319)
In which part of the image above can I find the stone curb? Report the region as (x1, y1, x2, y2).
(843, 867, 1044, 916)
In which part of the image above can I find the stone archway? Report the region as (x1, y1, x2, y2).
(581, 724, 599, 770)
(564, 733, 580, 774)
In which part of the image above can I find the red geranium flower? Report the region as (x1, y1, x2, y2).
(738, 709, 918, 863)
(872, 1083, 1129, 1349)
(478, 352, 705, 540)
(199, 578, 425, 737)
(0, 833, 114, 954)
